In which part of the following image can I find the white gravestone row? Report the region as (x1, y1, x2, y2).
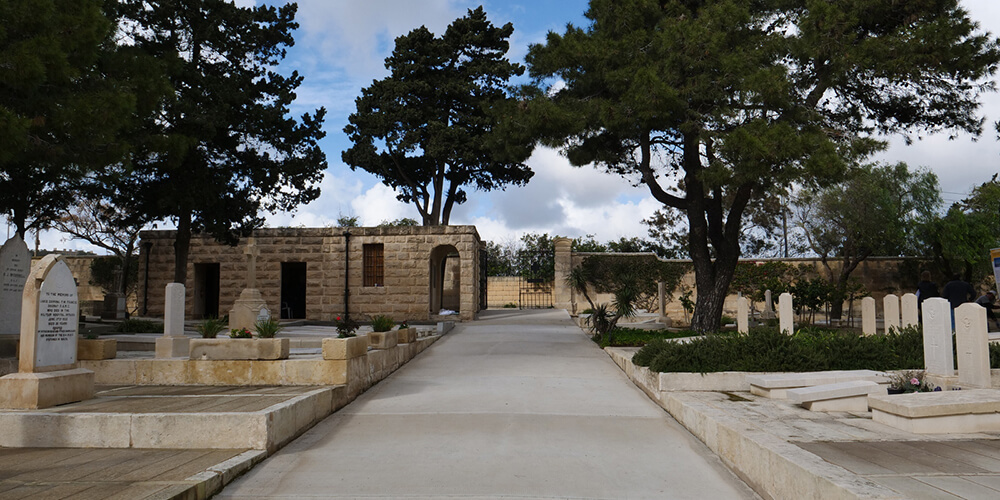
(0, 235, 30, 335)
(922, 297, 955, 378)
(955, 302, 991, 389)
(901, 293, 919, 329)
(883, 294, 900, 334)
(861, 297, 876, 336)
(778, 292, 793, 335)
(737, 296, 749, 334)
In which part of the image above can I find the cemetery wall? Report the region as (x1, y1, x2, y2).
(137, 226, 482, 322)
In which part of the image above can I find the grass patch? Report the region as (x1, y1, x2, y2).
(114, 318, 163, 334)
(633, 325, 930, 373)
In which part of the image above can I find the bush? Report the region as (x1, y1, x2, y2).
(196, 317, 226, 338)
(370, 314, 394, 332)
(254, 318, 282, 338)
(335, 315, 359, 338)
(503, 302, 518, 308)
(633, 325, 926, 373)
(592, 326, 703, 348)
(114, 318, 162, 334)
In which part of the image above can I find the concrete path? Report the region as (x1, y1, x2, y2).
(218, 309, 758, 499)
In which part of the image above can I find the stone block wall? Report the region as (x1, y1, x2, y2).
(487, 277, 520, 308)
(138, 226, 482, 322)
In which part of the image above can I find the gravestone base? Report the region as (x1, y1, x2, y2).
(925, 374, 959, 391)
(155, 336, 190, 358)
(228, 288, 269, 332)
(101, 293, 126, 320)
(0, 368, 94, 409)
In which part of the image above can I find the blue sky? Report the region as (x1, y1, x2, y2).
(28, 0, 1000, 251)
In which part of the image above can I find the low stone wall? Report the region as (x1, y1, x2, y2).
(487, 276, 520, 308)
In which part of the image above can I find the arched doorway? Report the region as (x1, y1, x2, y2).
(429, 245, 461, 314)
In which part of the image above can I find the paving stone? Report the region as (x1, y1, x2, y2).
(918, 475, 1000, 499)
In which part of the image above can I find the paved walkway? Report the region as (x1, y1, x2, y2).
(217, 309, 758, 499)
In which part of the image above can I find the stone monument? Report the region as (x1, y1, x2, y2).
(861, 297, 876, 335)
(0, 254, 94, 409)
(229, 236, 270, 333)
(883, 294, 900, 334)
(760, 290, 776, 320)
(955, 303, 990, 389)
(900, 293, 919, 329)
(0, 235, 30, 335)
(155, 283, 190, 358)
(922, 297, 957, 389)
(778, 292, 793, 334)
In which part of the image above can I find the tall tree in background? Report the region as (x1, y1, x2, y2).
(0, 0, 157, 237)
(522, 0, 1000, 331)
(343, 7, 533, 225)
(115, 0, 327, 283)
(795, 162, 941, 318)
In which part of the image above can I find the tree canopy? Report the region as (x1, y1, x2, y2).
(522, 0, 1000, 331)
(920, 175, 1000, 284)
(113, 0, 327, 283)
(0, 0, 159, 237)
(343, 7, 533, 226)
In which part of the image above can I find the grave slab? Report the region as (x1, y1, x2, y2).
(869, 389, 1000, 434)
(747, 370, 889, 399)
(785, 380, 882, 412)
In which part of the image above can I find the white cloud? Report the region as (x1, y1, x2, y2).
(351, 183, 418, 226)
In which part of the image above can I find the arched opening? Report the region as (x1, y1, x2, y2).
(429, 245, 461, 314)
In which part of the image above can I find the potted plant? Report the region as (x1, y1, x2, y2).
(254, 318, 282, 338)
(77, 332, 117, 360)
(887, 370, 936, 394)
(335, 315, 359, 338)
(196, 317, 226, 338)
(371, 314, 395, 332)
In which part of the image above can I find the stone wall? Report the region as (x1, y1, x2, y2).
(486, 277, 520, 308)
(138, 226, 482, 322)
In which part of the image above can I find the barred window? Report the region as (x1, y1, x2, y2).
(363, 244, 384, 287)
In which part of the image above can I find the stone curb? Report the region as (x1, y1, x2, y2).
(171, 449, 268, 500)
(606, 347, 905, 500)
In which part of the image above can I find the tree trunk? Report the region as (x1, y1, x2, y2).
(173, 210, 192, 284)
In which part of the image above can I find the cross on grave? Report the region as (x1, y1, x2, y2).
(244, 237, 260, 290)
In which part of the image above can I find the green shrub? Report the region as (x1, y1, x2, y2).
(335, 315, 359, 338)
(633, 325, 927, 373)
(503, 302, 518, 308)
(196, 317, 226, 338)
(592, 326, 702, 348)
(254, 318, 282, 338)
(370, 314, 395, 332)
(114, 318, 162, 334)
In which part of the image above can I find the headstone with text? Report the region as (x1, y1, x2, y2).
(883, 294, 900, 334)
(0, 235, 30, 335)
(0, 254, 94, 409)
(901, 293, 919, 329)
(922, 297, 956, 383)
(862, 297, 876, 336)
(955, 303, 990, 388)
(778, 293, 793, 335)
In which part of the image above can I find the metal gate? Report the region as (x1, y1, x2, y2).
(518, 249, 554, 309)
(479, 249, 488, 310)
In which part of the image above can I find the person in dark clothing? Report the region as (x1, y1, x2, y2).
(916, 270, 938, 308)
(976, 290, 1000, 330)
(941, 274, 976, 309)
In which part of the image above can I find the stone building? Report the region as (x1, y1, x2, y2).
(137, 226, 484, 322)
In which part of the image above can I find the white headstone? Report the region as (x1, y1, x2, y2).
(164, 283, 185, 336)
(0, 235, 30, 335)
(883, 294, 900, 334)
(922, 298, 955, 377)
(20, 255, 78, 371)
(737, 296, 749, 334)
(862, 297, 876, 336)
(901, 293, 919, 329)
(257, 307, 270, 322)
(778, 292, 793, 334)
(955, 303, 990, 388)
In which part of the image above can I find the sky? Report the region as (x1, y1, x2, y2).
(20, 0, 1000, 253)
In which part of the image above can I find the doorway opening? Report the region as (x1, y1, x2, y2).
(193, 263, 220, 319)
(281, 262, 307, 319)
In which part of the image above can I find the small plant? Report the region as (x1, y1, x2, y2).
(503, 302, 518, 308)
(254, 318, 282, 338)
(888, 370, 935, 393)
(335, 315, 359, 338)
(371, 314, 395, 332)
(82, 331, 99, 340)
(196, 317, 226, 339)
(398, 320, 408, 329)
(114, 318, 163, 334)
(229, 327, 253, 339)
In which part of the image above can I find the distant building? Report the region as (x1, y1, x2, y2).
(137, 226, 484, 322)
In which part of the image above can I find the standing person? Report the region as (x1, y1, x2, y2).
(976, 290, 1000, 330)
(916, 270, 938, 310)
(941, 274, 976, 309)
